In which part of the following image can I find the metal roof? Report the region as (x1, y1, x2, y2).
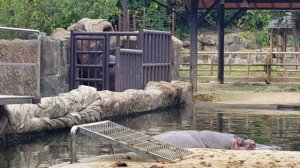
(186, 0, 300, 10)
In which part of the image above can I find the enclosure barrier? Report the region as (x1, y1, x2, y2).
(115, 48, 143, 91)
(181, 51, 300, 80)
(0, 27, 41, 104)
(70, 29, 172, 92)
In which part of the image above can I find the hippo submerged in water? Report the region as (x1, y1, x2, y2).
(152, 130, 280, 150)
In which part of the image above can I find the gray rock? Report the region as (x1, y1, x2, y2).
(0, 81, 192, 136)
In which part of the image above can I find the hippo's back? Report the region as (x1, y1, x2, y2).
(197, 130, 237, 149)
(152, 130, 205, 148)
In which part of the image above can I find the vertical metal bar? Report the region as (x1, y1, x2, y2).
(126, 35, 130, 48)
(80, 38, 84, 86)
(70, 126, 79, 163)
(158, 34, 162, 81)
(162, 36, 168, 79)
(154, 34, 158, 81)
(190, 0, 199, 92)
(217, 0, 225, 84)
(146, 33, 150, 85)
(127, 52, 130, 89)
(133, 52, 136, 88)
(149, 33, 153, 82)
(70, 31, 74, 90)
(104, 34, 110, 90)
(168, 33, 172, 81)
(140, 51, 143, 89)
(117, 36, 121, 48)
(138, 30, 144, 88)
(88, 39, 91, 86)
(115, 48, 120, 92)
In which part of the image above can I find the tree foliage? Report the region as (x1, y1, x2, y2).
(0, 0, 288, 47)
(0, 0, 119, 34)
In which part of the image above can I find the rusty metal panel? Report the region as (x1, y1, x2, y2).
(70, 30, 171, 92)
(115, 48, 143, 92)
(140, 30, 172, 86)
(70, 31, 107, 91)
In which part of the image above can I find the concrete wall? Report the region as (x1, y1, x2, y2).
(40, 36, 70, 97)
(0, 39, 38, 96)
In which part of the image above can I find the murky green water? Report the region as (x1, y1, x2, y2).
(0, 104, 300, 168)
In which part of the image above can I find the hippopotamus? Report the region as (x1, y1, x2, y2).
(152, 130, 256, 150)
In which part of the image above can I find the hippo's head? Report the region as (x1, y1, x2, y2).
(232, 137, 256, 150)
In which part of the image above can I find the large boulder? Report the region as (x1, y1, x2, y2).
(171, 36, 183, 80)
(67, 18, 114, 32)
(50, 28, 70, 38)
(51, 18, 115, 39)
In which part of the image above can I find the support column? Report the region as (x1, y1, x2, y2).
(190, 0, 199, 92)
(122, 0, 129, 31)
(217, 0, 225, 84)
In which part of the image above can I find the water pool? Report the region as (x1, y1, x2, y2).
(0, 104, 299, 167)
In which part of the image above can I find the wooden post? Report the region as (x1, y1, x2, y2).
(118, 12, 122, 31)
(190, 0, 199, 92)
(133, 13, 136, 31)
(247, 53, 250, 75)
(121, 0, 129, 31)
(126, 10, 130, 31)
(210, 55, 214, 75)
(229, 53, 232, 75)
(217, 0, 225, 84)
(143, 8, 146, 29)
(172, 10, 176, 36)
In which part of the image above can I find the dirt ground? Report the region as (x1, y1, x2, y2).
(194, 82, 300, 105)
(50, 82, 300, 168)
(51, 149, 300, 168)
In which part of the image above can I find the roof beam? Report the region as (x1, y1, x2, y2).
(198, 0, 220, 25)
(224, 0, 300, 3)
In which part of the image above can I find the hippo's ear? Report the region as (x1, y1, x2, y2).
(232, 138, 243, 150)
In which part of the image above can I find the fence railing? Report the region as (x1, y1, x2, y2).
(180, 51, 300, 80)
(141, 30, 172, 86)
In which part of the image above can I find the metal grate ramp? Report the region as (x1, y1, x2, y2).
(70, 120, 194, 163)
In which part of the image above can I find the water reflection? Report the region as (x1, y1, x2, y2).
(0, 104, 300, 168)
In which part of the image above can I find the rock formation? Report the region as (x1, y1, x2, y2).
(0, 81, 191, 137)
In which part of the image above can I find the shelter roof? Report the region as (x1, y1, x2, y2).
(187, 0, 300, 10)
